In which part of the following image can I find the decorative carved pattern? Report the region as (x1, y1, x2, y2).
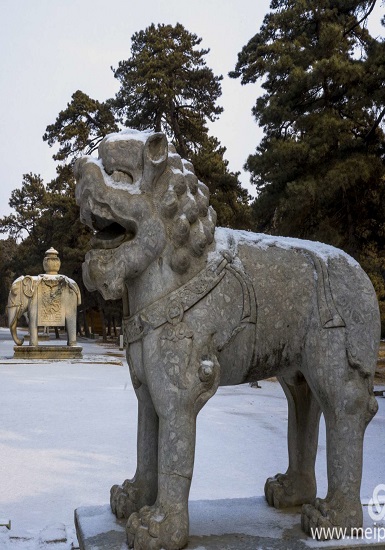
(123, 258, 228, 344)
(160, 321, 193, 389)
(38, 277, 66, 326)
(123, 316, 144, 343)
(160, 322, 193, 342)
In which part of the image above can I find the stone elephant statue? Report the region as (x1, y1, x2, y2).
(7, 274, 81, 347)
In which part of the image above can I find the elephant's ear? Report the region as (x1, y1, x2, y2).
(68, 281, 82, 306)
(22, 276, 35, 298)
(10, 282, 19, 298)
(76, 286, 82, 306)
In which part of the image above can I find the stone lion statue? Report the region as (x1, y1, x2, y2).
(74, 129, 380, 550)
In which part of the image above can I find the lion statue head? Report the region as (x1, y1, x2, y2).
(74, 129, 217, 300)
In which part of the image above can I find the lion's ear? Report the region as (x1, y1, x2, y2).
(143, 133, 168, 188)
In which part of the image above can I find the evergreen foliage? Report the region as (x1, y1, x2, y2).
(41, 24, 251, 230)
(112, 22, 251, 228)
(43, 90, 118, 160)
(231, 0, 385, 331)
(0, 170, 92, 281)
(0, 238, 18, 322)
(190, 135, 251, 229)
(112, 23, 223, 155)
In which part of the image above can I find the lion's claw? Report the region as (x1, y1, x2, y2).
(110, 480, 151, 520)
(301, 499, 363, 540)
(265, 472, 316, 508)
(126, 504, 188, 550)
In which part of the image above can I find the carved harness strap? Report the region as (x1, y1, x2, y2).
(123, 256, 257, 345)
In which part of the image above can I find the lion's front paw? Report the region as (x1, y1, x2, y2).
(265, 472, 316, 508)
(110, 480, 144, 519)
(301, 498, 363, 540)
(126, 504, 188, 550)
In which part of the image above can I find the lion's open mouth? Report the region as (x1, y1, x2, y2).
(90, 220, 137, 250)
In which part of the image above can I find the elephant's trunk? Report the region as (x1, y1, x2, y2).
(8, 306, 24, 346)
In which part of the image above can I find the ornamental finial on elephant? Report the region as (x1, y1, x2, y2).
(43, 247, 61, 275)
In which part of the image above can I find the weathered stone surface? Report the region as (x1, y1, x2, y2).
(37, 279, 66, 326)
(7, 248, 81, 349)
(75, 501, 385, 550)
(75, 506, 127, 550)
(0, 353, 121, 365)
(13, 345, 83, 360)
(75, 128, 381, 550)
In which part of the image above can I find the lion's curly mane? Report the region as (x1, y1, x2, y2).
(153, 144, 217, 274)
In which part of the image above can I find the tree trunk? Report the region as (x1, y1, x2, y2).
(83, 309, 90, 338)
(99, 307, 107, 342)
(169, 101, 188, 158)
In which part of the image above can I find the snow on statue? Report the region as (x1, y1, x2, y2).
(74, 128, 380, 550)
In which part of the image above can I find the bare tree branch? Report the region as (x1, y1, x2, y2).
(365, 106, 385, 142)
(343, 0, 377, 37)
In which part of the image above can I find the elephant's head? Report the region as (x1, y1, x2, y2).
(7, 276, 37, 345)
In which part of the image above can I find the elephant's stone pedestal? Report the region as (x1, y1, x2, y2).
(13, 345, 83, 360)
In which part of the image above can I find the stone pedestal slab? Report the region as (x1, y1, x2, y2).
(13, 345, 83, 360)
(74, 498, 385, 550)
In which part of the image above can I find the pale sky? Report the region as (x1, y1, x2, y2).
(0, 1, 383, 221)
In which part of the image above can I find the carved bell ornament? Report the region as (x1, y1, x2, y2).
(43, 247, 61, 275)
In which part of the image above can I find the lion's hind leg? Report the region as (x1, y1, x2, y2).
(265, 373, 321, 508)
(111, 383, 159, 520)
(301, 328, 378, 540)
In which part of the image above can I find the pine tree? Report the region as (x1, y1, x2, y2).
(43, 90, 118, 160)
(191, 135, 251, 229)
(112, 23, 223, 155)
(113, 22, 251, 228)
(0, 237, 18, 321)
(231, 1, 385, 241)
(0, 173, 47, 247)
(0, 170, 92, 275)
(230, 0, 385, 329)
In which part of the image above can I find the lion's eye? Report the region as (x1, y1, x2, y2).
(110, 170, 133, 184)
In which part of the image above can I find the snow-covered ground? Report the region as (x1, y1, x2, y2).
(0, 328, 384, 548)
